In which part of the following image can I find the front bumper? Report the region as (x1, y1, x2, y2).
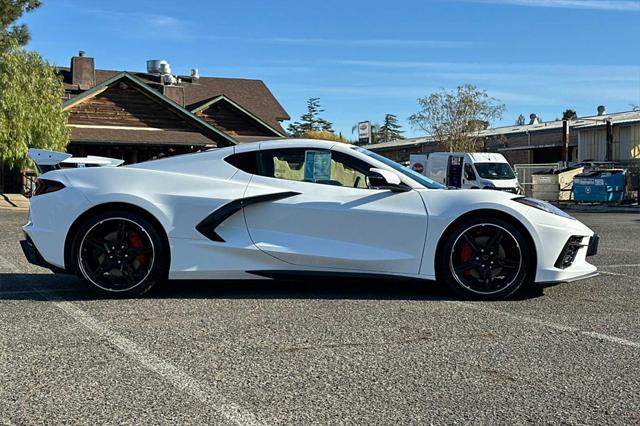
(554, 234, 599, 269)
(525, 208, 599, 283)
(587, 234, 599, 257)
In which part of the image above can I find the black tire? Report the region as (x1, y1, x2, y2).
(437, 216, 533, 300)
(71, 210, 168, 297)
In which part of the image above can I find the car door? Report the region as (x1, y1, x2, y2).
(241, 147, 428, 275)
(462, 161, 478, 189)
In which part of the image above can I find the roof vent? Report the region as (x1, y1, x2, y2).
(146, 59, 171, 75)
(161, 73, 177, 85)
(597, 105, 607, 116)
(529, 113, 540, 125)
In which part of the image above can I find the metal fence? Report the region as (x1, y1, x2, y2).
(514, 163, 559, 197)
(21, 171, 37, 198)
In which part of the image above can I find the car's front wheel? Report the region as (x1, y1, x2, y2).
(438, 217, 533, 300)
(71, 210, 167, 297)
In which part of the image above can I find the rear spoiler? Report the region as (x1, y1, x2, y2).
(28, 149, 124, 173)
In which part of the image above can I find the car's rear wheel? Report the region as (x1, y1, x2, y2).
(438, 217, 533, 300)
(71, 211, 167, 297)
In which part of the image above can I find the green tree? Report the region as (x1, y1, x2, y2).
(408, 84, 505, 152)
(562, 109, 578, 120)
(0, 0, 41, 51)
(302, 130, 350, 143)
(515, 114, 526, 126)
(375, 114, 405, 143)
(0, 42, 69, 169)
(287, 97, 334, 136)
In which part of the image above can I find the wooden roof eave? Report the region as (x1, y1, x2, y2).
(190, 95, 286, 137)
(62, 72, 237, 147)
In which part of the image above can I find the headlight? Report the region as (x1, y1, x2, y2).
(513, 197, 575, 220)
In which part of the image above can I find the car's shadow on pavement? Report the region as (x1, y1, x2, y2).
(0, 272, 548, 302)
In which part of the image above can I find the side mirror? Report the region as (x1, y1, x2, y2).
(367, 168, 408, 192)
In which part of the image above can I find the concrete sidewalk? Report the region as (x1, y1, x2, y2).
(0, 194, 29, 210)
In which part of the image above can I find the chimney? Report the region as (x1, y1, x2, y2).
(162, 85, 185, 106)
(597, 105, 607, 116)
(70, 50, 95, 90)
(529, 113, 540, 125)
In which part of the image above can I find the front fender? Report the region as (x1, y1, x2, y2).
(417, 190, 543, 279)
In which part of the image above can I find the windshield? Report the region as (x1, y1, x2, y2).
(474, 162, 515, 180)
(352, 147, 446, 189)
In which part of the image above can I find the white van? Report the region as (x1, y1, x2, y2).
(424, 152, 519, 193)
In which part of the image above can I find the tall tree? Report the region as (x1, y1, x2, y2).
(0, 42, 69, 169)
(515, 114, 526, 126)
(408, 84, 505, 152)
(375, 114, 405, 143)
(0, 0, 41, 51)
(562, 109, 578, 120)
(287, 97, 334, 136)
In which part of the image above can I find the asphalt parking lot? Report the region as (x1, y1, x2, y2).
(1, 210, 639, 425)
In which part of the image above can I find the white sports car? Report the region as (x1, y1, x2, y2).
(22, 139, 599, 300)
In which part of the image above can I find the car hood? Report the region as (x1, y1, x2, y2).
(485, 178, 518, 188)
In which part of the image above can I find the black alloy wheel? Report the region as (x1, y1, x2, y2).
(439, 217, 532, 300)
(71, 211, 167, 297)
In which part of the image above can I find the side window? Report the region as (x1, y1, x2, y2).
(258, 148, 371, 188)
(464, 163, 477, 180)
(225, 152, 259, 174)
(330, 151, 370, 188)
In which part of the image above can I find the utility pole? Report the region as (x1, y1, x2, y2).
(605, 119, 613, 162)
(562, 120, 570, 167)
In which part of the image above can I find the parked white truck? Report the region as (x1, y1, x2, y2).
(420, 152, 520, 193)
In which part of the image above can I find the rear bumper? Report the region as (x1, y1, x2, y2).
(20, 234, 66, 274)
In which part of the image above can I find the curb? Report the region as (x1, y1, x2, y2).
(558, 204, 640, 214)
(0, 206, 29, 211)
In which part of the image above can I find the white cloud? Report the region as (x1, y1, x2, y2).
(330, 59, 640, 80)
(456, 0, 640, 11)
(259, 38, 476, 48)
(204, 36, 476, 48)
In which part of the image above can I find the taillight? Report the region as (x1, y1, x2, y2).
(33, 179, 65, 196)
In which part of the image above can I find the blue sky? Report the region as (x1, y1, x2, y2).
(22, 0, 640, 138)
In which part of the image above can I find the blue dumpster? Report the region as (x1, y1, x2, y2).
(573, 169, 627, 202)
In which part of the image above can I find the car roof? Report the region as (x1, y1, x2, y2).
(241, 138, 347, 151)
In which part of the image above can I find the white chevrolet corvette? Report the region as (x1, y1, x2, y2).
(22, 139, 599, 300)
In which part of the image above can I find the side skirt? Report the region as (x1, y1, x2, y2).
(246, 269, 433, 282)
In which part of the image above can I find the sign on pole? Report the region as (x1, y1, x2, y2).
(410, 154, 428, 176)
(358, 121, 371, 145)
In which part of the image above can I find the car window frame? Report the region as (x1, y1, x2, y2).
(249, 147, 377, 190)
(464, 163, 477, 181)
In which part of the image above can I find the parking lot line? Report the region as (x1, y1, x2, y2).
(448, 301, 640, 349)
(39, 292, 265, 426)
(598, 264, 640, 268)
(0, 256, 264, 426)
(602, 247, 637, 253)
(0, 254, 16, 271)
(600, 271, 640, 280)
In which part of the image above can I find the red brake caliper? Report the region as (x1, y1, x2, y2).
(128, 231, 147, 267)
(460, 243, 474, 276)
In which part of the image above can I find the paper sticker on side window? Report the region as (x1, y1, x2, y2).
(304, 150, 331, 182)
